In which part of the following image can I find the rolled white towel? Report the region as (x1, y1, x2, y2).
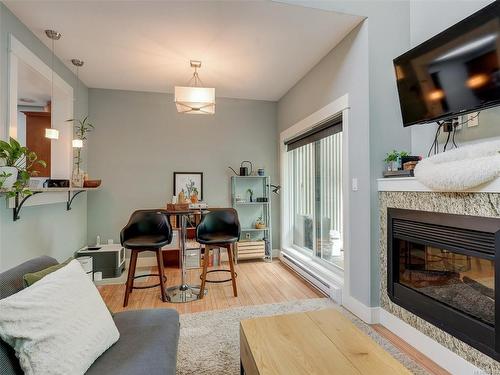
(414, 140, 500, 191)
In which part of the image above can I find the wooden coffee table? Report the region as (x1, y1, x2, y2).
(240, 309, 411, 375)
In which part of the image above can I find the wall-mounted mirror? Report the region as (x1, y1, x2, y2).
(8, 34, 73, 181)
(16, 59, 52, 177)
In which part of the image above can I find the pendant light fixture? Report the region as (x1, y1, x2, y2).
(71, 59, 84, 149)
(174, 60, 215, 114)
(45, 29, 61, 140)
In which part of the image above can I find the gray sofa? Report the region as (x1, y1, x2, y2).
(0, 256, 180, 375)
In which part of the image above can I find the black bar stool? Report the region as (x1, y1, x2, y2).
(196, 208, 241, 299)
(121, 210, 173, 307)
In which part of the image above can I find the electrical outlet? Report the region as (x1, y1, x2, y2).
(467, 112, 479, 127)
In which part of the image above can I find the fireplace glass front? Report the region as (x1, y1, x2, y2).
(397, 240, 494, 327)
(387, 208, 500, 360)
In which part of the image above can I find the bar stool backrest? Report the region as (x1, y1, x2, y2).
(120, 210, 172, 247)
(197, 208, 241, 239)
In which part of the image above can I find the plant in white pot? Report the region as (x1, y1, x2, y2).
(0, 137, 46, 190)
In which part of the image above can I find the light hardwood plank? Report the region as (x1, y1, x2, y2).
(307, 309, 412, 375)
(241, 312, 362, 375)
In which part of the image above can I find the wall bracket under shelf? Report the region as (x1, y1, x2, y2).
(13, 191, 42, 221)
(67, 190, 85, 211)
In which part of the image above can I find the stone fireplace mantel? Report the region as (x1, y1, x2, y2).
(379, 186, 500, 373)
(378, 177, 500, 193)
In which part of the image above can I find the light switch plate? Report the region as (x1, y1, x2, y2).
(352, 178, 358, 191)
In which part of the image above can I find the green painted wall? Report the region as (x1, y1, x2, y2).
(278, 1, 412, 308)
(0, 4, 89, 270)
(87, 89, 279, 254)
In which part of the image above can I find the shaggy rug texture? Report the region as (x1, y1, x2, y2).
(177, 298, 429, 375)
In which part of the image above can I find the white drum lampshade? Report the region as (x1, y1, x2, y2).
(45, 128, 59, 139)
(174, 86, 215, 114)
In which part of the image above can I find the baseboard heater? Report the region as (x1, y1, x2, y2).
(281, 252, 340, 301)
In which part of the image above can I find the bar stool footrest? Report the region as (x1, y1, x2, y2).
(200, 269, 237, 284)
(132, 274, 167, 290)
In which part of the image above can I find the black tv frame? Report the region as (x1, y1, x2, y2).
(394, 1, 500, 127)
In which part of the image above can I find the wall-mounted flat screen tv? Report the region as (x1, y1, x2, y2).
(394, 2, 500, 127)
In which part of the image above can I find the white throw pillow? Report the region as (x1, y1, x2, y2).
(0, 259, 119, 375)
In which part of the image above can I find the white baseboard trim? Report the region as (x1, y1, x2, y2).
(342, 295, 380, 324)
(379, 309, 485, 375)
(279, 249, 344, 303)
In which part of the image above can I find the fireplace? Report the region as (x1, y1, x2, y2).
(387, 208, 500, 360)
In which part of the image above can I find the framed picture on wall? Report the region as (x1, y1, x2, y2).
(173, 172, 203, 201)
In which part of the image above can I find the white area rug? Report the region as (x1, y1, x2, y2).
(177, 298, 429, 375)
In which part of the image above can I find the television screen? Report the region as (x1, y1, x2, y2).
(394, 2, 500, 127)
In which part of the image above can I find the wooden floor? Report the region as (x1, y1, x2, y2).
(98, 260, 324, 314)
(98, 259, 447, 374)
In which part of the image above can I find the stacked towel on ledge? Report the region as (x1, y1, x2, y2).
(414, 140, 500, 191)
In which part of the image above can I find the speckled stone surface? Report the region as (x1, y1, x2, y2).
(379, 192, 500, 374)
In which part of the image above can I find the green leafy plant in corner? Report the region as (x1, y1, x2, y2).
(0, 137, 47, 198)
(0, 137, 47, 170)
(8, 170, 32, 199)
(67, 116, 94, 174)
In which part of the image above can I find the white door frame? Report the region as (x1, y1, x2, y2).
(279, 94, 350, 303)
(8, 34, 74, 179)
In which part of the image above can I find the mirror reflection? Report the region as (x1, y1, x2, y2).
(16, 59, 52, 177)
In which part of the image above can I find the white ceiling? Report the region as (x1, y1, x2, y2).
(5, 1, 362, 101)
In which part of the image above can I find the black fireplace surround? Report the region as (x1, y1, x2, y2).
(388, 208, 500, 360)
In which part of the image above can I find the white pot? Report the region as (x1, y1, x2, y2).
(0, 166, 18, 189)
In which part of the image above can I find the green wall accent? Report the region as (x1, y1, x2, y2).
(87, 89, 279, 252)
(0, 4, 89, 270)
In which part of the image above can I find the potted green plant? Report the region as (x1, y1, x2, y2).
(67, 116, 94, 187)
(255, 216, 266, 229)
(0, 137, 46, 189)
(384, 150, 409, 171)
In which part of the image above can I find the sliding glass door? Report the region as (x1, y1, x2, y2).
(287, 118, 343, 270)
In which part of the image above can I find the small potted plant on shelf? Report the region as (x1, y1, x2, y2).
(255, 216, 266, 229)
(0, 137, 46, 197)
(384, 150, 409, 171)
